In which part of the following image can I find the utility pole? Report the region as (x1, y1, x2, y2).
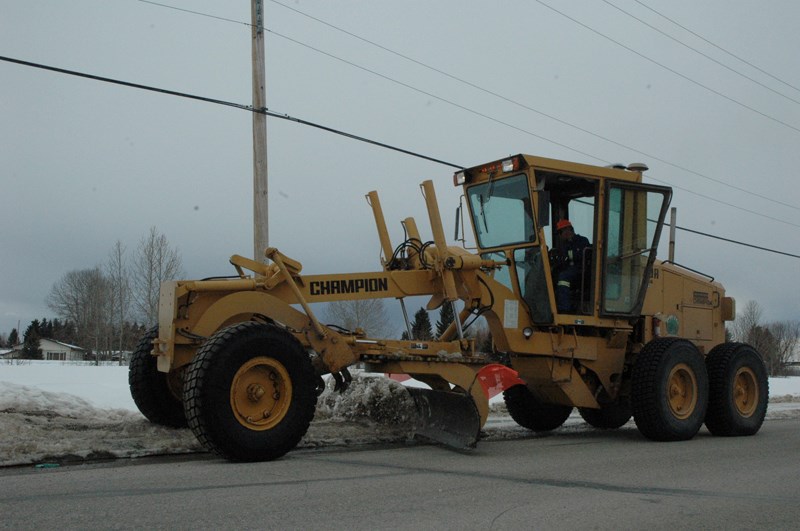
(251, 0, 269, 263)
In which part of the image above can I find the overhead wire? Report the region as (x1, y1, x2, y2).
(600, 0, 800, 106)
(268, 0, 800, 213)
(533, 0, 800, 136)
(136, 0, 250, 27)
(262, 27, 606, 165)
(645, 173, 800, 229)
(0, 55, 463, 169)
(675, 226, 800, 260)
(257, 30, 800, 227)
(141, 0, 800, 213)
(133, 0, 800, 220)
(263, 23, 800, 227)
(1, 56, 796, 258)
(634, 0, 800, 97)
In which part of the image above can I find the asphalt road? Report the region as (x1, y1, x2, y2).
(2, 419, 799, 530)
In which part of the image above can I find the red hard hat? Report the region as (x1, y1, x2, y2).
(556, 219, 573, 231)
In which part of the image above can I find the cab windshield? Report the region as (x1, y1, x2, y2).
(467, 174, 535, 249)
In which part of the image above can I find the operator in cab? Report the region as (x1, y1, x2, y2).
(553, 219, 590, 313)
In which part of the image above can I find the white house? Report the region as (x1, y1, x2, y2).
(38, 338, 87, 361)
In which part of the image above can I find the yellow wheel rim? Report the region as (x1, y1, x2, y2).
(733, 367, 758, 418)
(667, 363, 698, 420)
(230, 357, 292, 431)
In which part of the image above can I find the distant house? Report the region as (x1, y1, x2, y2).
(38, 339, 87, 361)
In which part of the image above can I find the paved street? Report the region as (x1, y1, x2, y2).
(2, 419, 799, 530)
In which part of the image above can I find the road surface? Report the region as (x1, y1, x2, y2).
(2, 419, 799, 530)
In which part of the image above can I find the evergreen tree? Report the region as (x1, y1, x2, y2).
(410, 308, 433, 340)
(7, 328, 19, 347)
(39, 318, 53, 338)
(435, 303, 455, 339)
(22, 320, 43, 360)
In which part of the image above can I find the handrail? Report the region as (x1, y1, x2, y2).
(660, 260, 715, 282)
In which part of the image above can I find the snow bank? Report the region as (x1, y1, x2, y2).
(0, 361, 137, 410)
(0, 381, 201, 467)
(1, 363, 799, 467)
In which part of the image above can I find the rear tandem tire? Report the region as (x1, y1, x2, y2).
(631, 337, 708, 441)
(183, 322, 317, 462)
(704, 342, 768, 437)
(503, 384, 573, 432)
(128, 327, 188, 428)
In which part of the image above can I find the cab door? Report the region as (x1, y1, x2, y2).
(601, 182, 672, 317)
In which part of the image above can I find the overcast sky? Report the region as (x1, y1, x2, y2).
(1, 0, 798, 337)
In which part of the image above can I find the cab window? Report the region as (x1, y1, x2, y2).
(467, 174, 535, 249)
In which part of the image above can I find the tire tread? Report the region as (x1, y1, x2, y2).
(128, 327, 187, 428)
(183, 321, 317, 461)
(503, 384, 573, 432)
(705, 342, 768, 436)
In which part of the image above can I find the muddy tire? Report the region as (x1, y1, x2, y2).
(578, 398, 632, 429)
(183, 322, 317, 462)
(632, 338, 708, 441)
(503, 384, 573, 431)
(128, 327, 188, 428)
(704, 342, 768, 436)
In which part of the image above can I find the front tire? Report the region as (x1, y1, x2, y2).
(183, 322, 317, 462)
(503, 384, 573, 432)
(632, 338, 708, 441)
(128, 327, 188, 428)
(704, 342, 768, 436)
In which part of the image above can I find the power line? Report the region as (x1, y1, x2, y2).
(268, 0, 800, 212)
(634, 0, 800, 97)
(676, 225, 800, 259)
(646, 174, 800, 229)
(262, 27, 800, 225)
(534, 0, 800, 135)
(132, 1, 600, 163)
(0, 55, 463, 169)
(139, 0, 800, 213)
(137, 0, 249, 27)
(263, 28, 608, 164)
(1, 55, 796, 260)
(601, 0, 800, 106)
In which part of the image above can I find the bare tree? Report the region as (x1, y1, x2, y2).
(730, 300, 800, 375)
(106, 240, 131, 362)
(131, 227, 185, 326)
(46, 267, 111, 356)
(765, 321, 800, 376)
(325, 299, 395, 338)
(731, 300, 763, 344)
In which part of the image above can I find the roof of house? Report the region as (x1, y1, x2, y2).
(40, 338, 87, 351)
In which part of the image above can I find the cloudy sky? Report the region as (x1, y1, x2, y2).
(1, 0, 798, 337)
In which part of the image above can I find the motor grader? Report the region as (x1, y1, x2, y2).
(129, 153, 769, 461)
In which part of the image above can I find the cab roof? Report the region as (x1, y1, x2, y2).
(457, 154, 645, 185)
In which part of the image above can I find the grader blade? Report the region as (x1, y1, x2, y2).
(406, 387, 481, 449)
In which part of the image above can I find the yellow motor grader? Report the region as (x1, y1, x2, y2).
(129, 154, 768, 461)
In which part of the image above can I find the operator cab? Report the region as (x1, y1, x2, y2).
(457, 155, 671, 325)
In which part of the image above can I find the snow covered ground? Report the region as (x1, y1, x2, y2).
(1, 361, 799, 467)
